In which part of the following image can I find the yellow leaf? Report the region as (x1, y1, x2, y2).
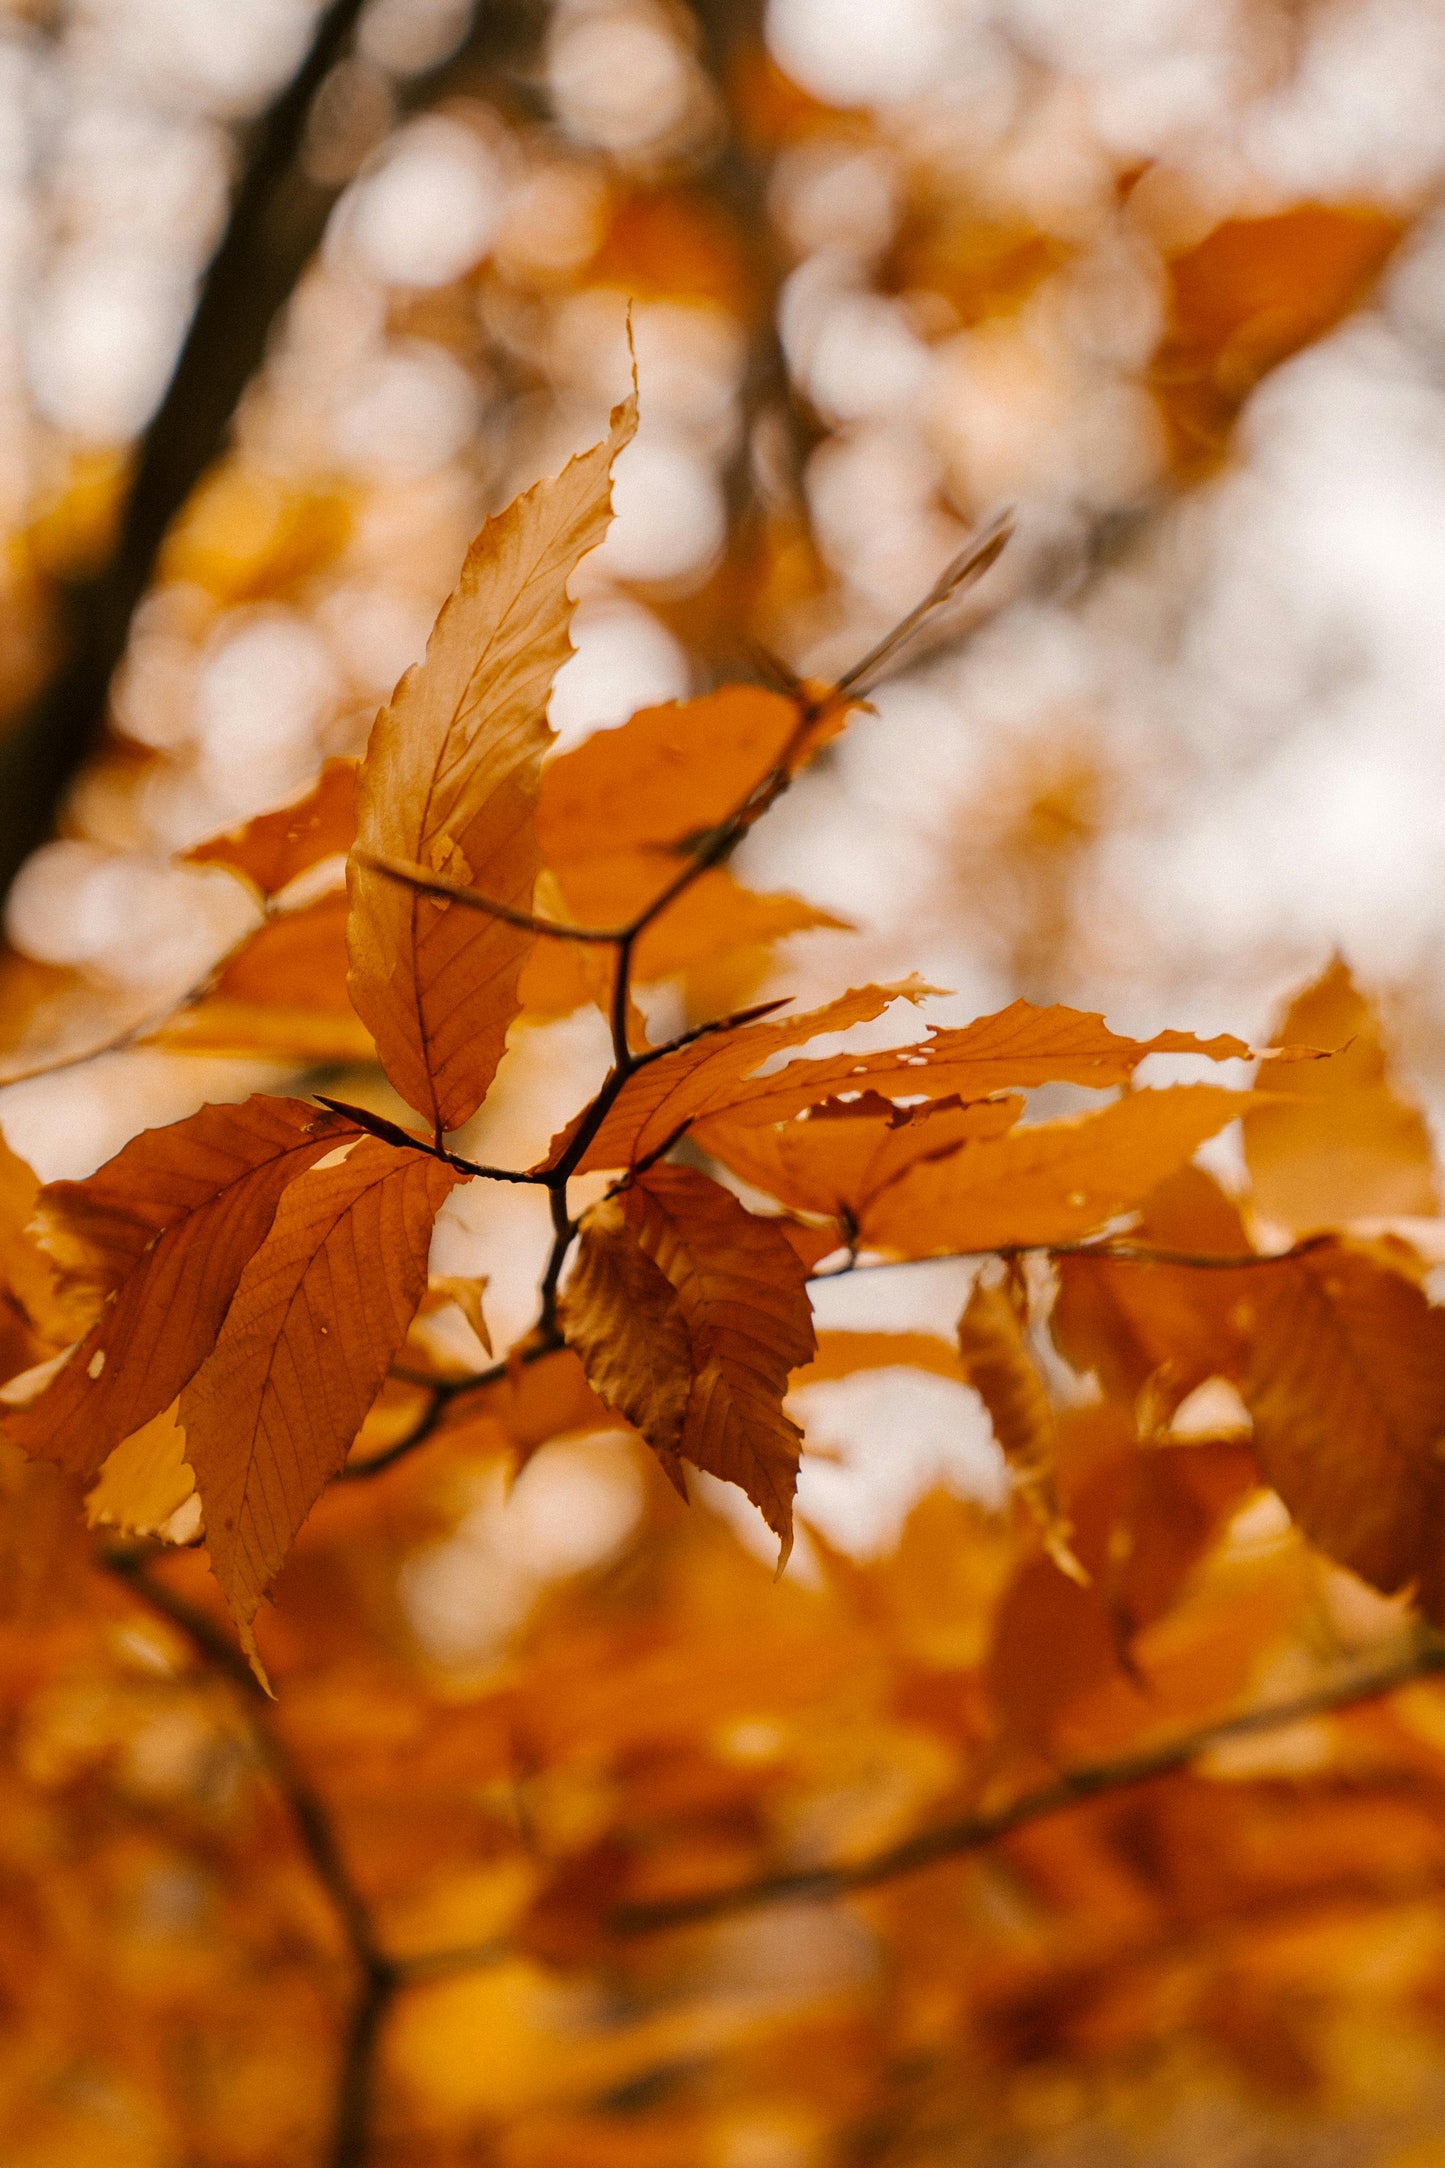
(1244, 956, 1437, 1233)
(85, 1403, 196, 1540)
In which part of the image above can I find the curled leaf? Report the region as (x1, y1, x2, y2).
(560, 1166, 816, 1554)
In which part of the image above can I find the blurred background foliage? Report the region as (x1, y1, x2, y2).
(9, 1, 1445, 2163)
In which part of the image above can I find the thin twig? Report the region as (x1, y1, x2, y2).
(833, 511, 1015, 701)
(612, 1631, 1445, 1934)
(310, 1095, 548, 1185)
(338, 1331, 569, 1481)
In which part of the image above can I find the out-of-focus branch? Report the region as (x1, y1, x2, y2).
(0, 0, 383, 898)
(100, 1544, 397, 2168)
(613, 1630, 1445, 1934)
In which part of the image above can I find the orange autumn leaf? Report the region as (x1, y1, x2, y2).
(347, 391, 637, 1133)
(1050, 1167, 1253, 1421)
(0, 944, 186, 1089)
(696, 1089, 1023, 1223)
(552, 991, 1253, 1177)
(559, 1165, 815, 1550)
(536, 684, 814, 865)
(665, 997, 1255, 1147)
(429, 1346, 618, 1472)
(518, 860, 846, 1015)
(987, 1419, 1261, 1751)
(1153, 203, 1405, 475)
(0, 1126, 76, 1351)
(1235, 1240, 1445, 1618)
(7, 1099, 355, 1478)
(543, 978, 936, 1172)
(1243, 955, 1437, 1234)
(555, 1193, 694, 1497)
(185, 758, 356, 898)
(863, 1087, 1260, 1255)
(794, 1329, 970, 1388)
(181, 1135, 466, 1664)
(152, 892, 374, 1062)
(84, 1402, 195, 1541)
(520, 683, 853, 1020)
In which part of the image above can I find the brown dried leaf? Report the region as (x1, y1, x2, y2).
(8, 1098, 354, 1477)
(560, 1165, 816, 1550)
(555, 1193, 694, 1499)
(347, 393, 637, 1132)
(181, 1135, 466, 1664)
(1243, 956, 1436, 1234)
(1235, 1240, 1445, 1616)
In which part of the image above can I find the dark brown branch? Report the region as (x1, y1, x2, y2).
(0, 0, 376, 899)
(311, 1094, 549, 1184)
(339, 1329, 567, 1481)
(613, 1631, 1445, 1934)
